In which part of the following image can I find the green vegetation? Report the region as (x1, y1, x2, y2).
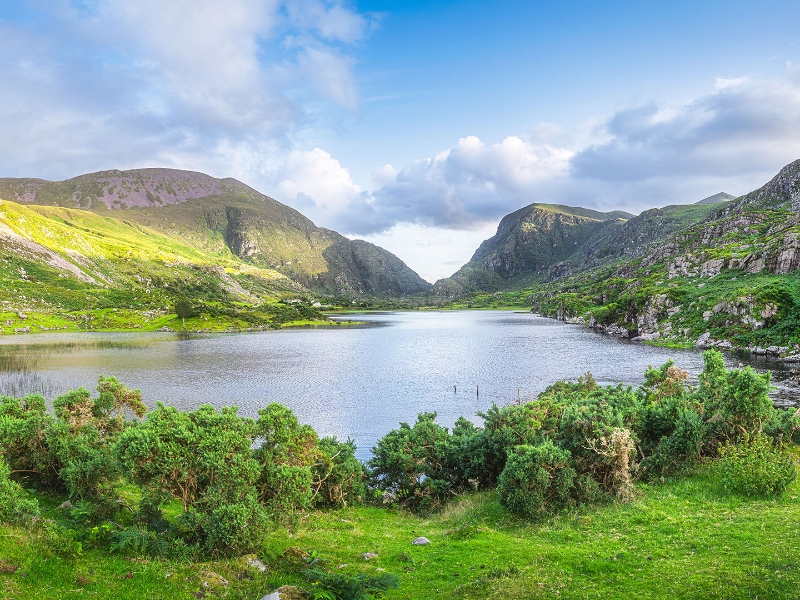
(430, 160, 800, 351)
(0, 169, 431, 326)
(2, 352, 797, 598)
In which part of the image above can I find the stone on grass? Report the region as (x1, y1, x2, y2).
(261, 585, 309, 600)
(199, 570, 228, 589)
(361, 552, 378, 560)
(412, 537, 430, 546)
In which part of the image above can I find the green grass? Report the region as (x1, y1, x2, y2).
(2, 467, 799, 599)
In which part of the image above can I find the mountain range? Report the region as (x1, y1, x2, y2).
(2, 160, 800, 350)
(433, 159, 800, 354)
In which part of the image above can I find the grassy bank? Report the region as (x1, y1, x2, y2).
(2, 468, 798, 599)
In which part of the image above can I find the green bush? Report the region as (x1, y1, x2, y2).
(717, 434, 796, 497)
(303, 568, 400, 600)
(497, 440, 576, 519)
(699, 350, 776, 444)
(254, 403, 320, 524)
(313, 436, 365, 508)
(0, 458, 39, 523)
(367, 412, 453, 513)
(204, 494, 269, 557)
(115, 403, 266, 555)
(551, 381, 641, 491)
(465, 400, 555, 488)
(0, 393, 58, 487)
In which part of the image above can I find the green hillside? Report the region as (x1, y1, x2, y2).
(435, 159, 800, 353)
(0, 168, 432, 334)
(0, 168, 431, 301)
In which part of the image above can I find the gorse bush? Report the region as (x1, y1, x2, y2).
(0, 458, 39, 523)
(367, 412, 455, 513)
(496, 440, 576, 519)
(717, 434, 796, 497)
(254, 403, 320, 525)
(313, 436, 365, 508)
(368, 349, 799, 516)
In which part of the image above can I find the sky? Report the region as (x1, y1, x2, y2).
(2, 1, 800, 282)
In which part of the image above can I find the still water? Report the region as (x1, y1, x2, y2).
(1, 311, 796, 459)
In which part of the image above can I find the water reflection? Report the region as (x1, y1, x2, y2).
(0, 312, 797, 459)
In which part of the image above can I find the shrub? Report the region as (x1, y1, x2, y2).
(368, 412, 453, 513)
(204, 494, 269, 557)
(639, 406, 705, 477)
(717, 434, 796, 497)
(0, 458, 39, 523)
(115, 404, 259, 513)
(303, 568, 400, 600)
(553, 382, 641, 491)
(0, 393, 58, 487)
(497, 440, 576, 519)
(586, 427, 637, 501)
(313, 436, 365, 508)
(699, 350, 776, 444)
(466, 400, 556, 488)
(254, 403, 320, 524)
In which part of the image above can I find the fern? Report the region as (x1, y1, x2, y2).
(111, 526, 165, 557)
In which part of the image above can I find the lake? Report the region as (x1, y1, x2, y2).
(1, 311, 797, 459)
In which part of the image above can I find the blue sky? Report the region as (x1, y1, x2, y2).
(2, 0, 800, 281)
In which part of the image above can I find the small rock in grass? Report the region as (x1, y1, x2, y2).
(199, 570, 228, 589)
(412, 537, 430, 546)
(58, 500, 74, 510)
(361, 552, 378, 560)
(261, 585, 309, 600)
(247, 556, 267, 572)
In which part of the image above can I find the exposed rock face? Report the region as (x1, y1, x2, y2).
(431, 203, 631, 297)
(771, 233, 800, 274)
(735, 159, 800, 211)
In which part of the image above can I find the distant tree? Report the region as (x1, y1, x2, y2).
(174, 297, 193, 325)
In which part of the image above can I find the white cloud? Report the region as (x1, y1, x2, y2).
(0, 0, 371, 179)
(356, 222, 499, 283)
(714, 76, 749, 90)
(277, 148, 364, 214)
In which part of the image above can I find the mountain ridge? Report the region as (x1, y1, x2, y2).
(0, 168, 431, 300)
(439, 159, 800, 353)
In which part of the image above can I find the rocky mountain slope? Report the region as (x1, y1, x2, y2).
(0, 169, 430, 299)
(431, 204, 633, 298)
(436, 159, 800, 353)
(534, 160, 800, 353)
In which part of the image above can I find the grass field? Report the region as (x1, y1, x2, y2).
(2, 466, 798, 599)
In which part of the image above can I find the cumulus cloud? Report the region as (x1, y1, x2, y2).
(362, 135, 574, 232)
(277, 148, 364, 214)
(309, 72, 800, 238)
(0, 0, 371, 179)
(569, 74, 800, 205)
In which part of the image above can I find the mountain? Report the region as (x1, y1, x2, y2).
(437, 160, 800, 353)
(0, 168, 430, 299)
(0, 168, 429, 335)
(430, 204, 634, 298)
(695, 192, 734, 205)
(429, 200, 721, 298)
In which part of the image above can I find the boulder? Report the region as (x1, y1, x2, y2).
(695, 332, 711, 349)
